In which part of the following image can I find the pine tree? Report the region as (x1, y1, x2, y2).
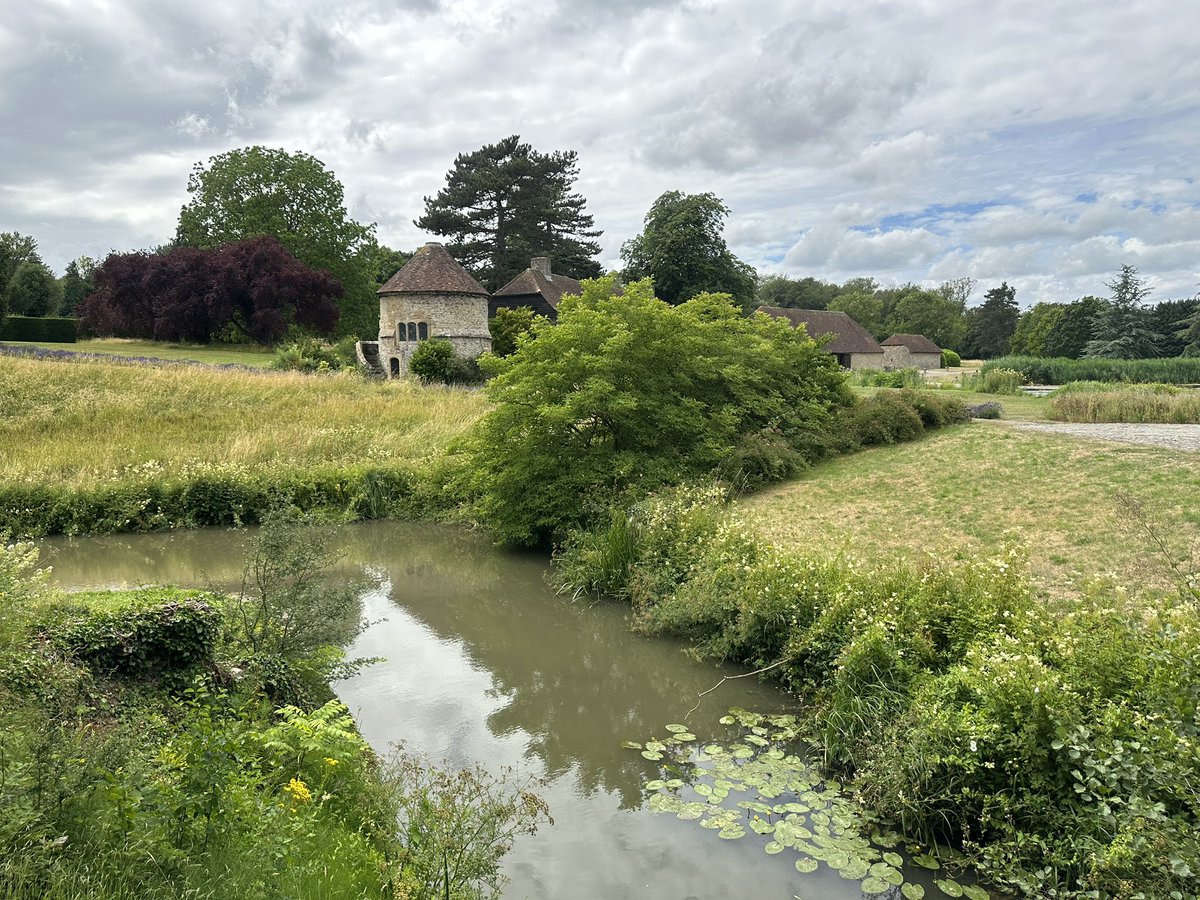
(416, 136, 603, 291)
(963, 282, 1019, 359)
(1084, 265, 1163, 359)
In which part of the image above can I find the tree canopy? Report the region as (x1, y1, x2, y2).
(0, 231, 61, 321)
(963, 282, 1019, 359)
(415, 135, 602, 291)
(175, 146, 377, 338)
(621, 191, 756, 309)
(80, 236, 341, 344)
(1085, 265, 1163, 359)
(467, 277, 852, 546)
(885, 288, 967, 350)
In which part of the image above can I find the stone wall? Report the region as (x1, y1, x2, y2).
(848, 353, 885, 370)
(883, 346, 941, 369)
(378, 290, 492, 378)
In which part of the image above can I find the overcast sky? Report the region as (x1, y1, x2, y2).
(3, 0, 1198, 307)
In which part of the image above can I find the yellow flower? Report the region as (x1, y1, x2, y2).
(324, 757, 339, 767)
(284, 778, 312, 804)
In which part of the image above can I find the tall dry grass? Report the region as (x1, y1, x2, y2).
(0, 356, 489, 489)
(1049, 384, 1200, 423)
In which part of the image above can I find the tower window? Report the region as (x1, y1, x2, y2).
(398, 321, 430, 342)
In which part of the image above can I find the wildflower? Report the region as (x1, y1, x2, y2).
(284, 778, 312, 803)
(324, 757, 339, 767)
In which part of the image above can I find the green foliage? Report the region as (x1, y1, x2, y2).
(1085, 265, 1164, 359)
(939, 348, 961, 367)
(488, 306, 537, 357)
(4, 260, 62, 318)
(756, 274, 839, 310)
(175, 146, 379, 339)
(835, 392, 926, 447)
(415, 134, 602, 290)
(1046, 296, 1104, 359)
(983, 354, 1200, 384)
(885, 288, 967, 351)
(962, 282, 1018, 359)
(557, 488, 1200, 897)
(827, 290, 885, 337)
(408, 339, 484, 385)
(42, 592, 220, 675)
(0, 315, 77, 342)
(1049, 384, 1200, 424)
(386, 756, 551, 900)
(964, 401, 1002, 419)
(854, 367, 923, 388)
(58, 257, 96, 317)
(621, 191, 756, 309)
(467, 278, 852, 546)
(268, 337, 358, 373)
(970, 367, 1025, 394)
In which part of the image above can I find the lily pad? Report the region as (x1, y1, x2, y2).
(913, 853, 941, 870)
(861, 877, 890, 895)
(718, 826, 746, 840)
(883, 851, 904, 868)
(961, 886, 989, 900)
(901, 885, 926, 900)
(621, 741, 643, 750)
(665, 724, 689, 733)
(794, 857, 817, 874)
(645, 740, 667, 752)
(838, 858, 870, 880)
(645, 779, 666, 791)
(934, 879, 964, 898)
(749, 818, 775, 834)
(640, 750, 662, 760)
(764, 841, 784, 855)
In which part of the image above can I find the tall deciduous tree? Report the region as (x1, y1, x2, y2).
(59, 256, 97, 316)
(1044, 296, 1103, 358)
(1084, 265, 1163, 359)
(827, 290, 885, 338)
(756, 275, 839, 310)
(176, 146, 376, 338)
(885, 288, 967, 350)
(416, 135, 602, 291)
(4, 259, 61, 317)
(621, 191, 756, 309)
(1010, 303, 1066, 357)
(963, 282, 1019, 359)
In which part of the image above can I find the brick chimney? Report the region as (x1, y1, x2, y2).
(531, 257, 552, 280)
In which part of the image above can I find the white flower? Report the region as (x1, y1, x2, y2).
(969, 739, 978, 752)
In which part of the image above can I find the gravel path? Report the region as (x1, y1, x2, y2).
(1001, 421, 1200, 452)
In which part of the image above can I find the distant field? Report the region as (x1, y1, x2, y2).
(1, 338, 275, 367)
(0, 355, 488, 490)
(739, 422, 1199, 597)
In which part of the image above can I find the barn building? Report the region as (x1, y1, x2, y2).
(755, 306, 885, 369)
(490, 257, 582, 321)
(882, 333, 942, 369)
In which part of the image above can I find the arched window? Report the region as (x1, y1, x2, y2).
(398, 321, 430, 342)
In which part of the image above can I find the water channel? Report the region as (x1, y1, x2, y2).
(39, 521, 943, 899)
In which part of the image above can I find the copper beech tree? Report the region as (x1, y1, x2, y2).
(79, 236, 342, 344)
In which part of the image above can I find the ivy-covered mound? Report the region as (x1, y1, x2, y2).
(558, 485, 1200, 899)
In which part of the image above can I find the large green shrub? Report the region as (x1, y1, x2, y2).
(0, 315, 77, 342)
(940, 348, 961, 367)
(467, 277, 853, 546)
(409, 339, 483, 385)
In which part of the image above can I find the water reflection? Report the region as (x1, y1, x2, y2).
(41, 522, 877, 900)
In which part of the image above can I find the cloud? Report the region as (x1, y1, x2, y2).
(0, 0, 1196, 306)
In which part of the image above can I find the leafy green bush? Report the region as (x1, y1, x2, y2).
(835, 391, 926, 447)
(556, 488, 1200, 897)
(969, 366, 1025, 394)
(941, 348, 961, 367)
(409, 338, 484, 385)
(268, 336, 357, 373)
(0, 315, 77, 343)
(854, 367, 923, 388)
(488, 306, 538, 357)
(467, 278, 853, 546)
(984, 355, 1200, 385)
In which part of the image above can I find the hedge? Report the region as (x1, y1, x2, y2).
(0, 315, 78, 343)
(982, 355, 1200, 385)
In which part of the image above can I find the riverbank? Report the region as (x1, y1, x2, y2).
(0, 522, 547, 899)
(555, 485, 1200, 898)
(0, 355, 487, 536)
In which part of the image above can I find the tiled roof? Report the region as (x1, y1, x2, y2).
(756, 306, 884, 354)
(377, 243, 488, 296)
(882, 333, 941, 353)
(493, 267, 583, 308)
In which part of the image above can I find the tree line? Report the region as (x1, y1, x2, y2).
(3, 135, 1197, 359)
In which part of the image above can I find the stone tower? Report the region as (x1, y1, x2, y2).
(373, 242, 492, 378)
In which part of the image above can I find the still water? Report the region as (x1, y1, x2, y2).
(39, 521, 918, 899)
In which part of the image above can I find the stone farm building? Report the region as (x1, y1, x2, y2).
(756, 306, 884, 370)
(361, 242, 493, 378)
(882, 333, 942, 369)
(490, 257, 581, 321)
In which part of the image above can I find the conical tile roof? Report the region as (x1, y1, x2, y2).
(377, 242, 489, 296)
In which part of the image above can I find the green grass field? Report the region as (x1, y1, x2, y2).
(2, 338, 275, 367)
(0, 355, 488, 490)
(739, 422, 1199, 596)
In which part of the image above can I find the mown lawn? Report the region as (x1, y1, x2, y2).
(0, 355, 489, 489)
(739, 421, 1200, 596)
(1, 338, 275, 367)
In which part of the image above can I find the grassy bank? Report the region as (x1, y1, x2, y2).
(0, 524, 546, 899)
(738, 422, 1199, 598)
(984, 355, 1200, 385)
(1, 338, 276, 367)
(0, 356, 488, 536)
(556, 486, 1200, 898)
